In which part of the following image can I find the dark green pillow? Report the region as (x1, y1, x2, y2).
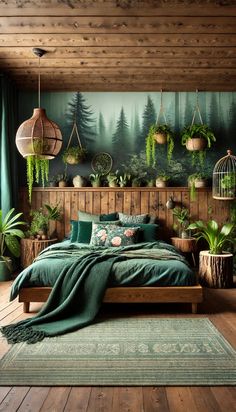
(78, 211, 100, 222)
(100, 212, 118, 221)
(122, 223, 159, 242)
(70, 220, 79, 242)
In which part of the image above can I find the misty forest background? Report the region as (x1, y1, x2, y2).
(18, 91, 236, 186)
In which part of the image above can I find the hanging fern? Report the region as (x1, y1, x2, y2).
(145, 124, 175, 167)
(26, 156, 49, 203)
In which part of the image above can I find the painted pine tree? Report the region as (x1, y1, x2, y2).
(112, 107, 130, 160)
(66, 92, 97, 146)
(138, 95, 156, 151)
(97, 112, 107, 150)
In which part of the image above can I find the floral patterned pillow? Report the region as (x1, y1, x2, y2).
(90, 223, 119, 246)
(104, 226, 140, 247)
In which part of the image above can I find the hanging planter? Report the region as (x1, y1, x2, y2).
(181, 91, 216, 168)
(62, 120, 86, 165)
(27, 156, 49, 203)
(145, 91, 175, 167)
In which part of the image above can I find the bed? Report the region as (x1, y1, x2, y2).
(14, 238, 203, 315)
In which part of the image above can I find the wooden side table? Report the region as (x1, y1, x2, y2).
(171, 237, 197, 266)
(20, 238, 58, 268)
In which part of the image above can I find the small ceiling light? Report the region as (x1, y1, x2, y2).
(15, 48, 62, 159)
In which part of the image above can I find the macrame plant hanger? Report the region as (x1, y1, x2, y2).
(191, 89, 204, 128)
(156, 89, 167, 126)
(64, 115, 84, 165)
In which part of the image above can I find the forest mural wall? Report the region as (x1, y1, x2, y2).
(17, 91, 236, 187)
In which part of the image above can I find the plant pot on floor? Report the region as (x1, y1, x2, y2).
(199, 250, 233, 288)
(0, 257, 13, 281)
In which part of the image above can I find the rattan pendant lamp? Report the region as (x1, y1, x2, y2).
(16, 48, 62, 159)
(15, 48, 63, 202)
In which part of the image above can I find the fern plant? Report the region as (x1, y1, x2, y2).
(181, 124, 216, 167)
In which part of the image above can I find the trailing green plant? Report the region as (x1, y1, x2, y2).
(0, 208, 26, 260)
(62, 146, 87, 164)
(181, 124, 216, 167)
(188, 172, 207, 201)
(146, 124, 174, 167)
(188, 219, 235, 254)
(26, 156, 49, 203)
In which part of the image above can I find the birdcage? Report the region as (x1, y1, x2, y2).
(213, 150, 236, 200)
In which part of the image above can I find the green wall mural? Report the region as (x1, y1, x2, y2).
(18, 91, 236, 187)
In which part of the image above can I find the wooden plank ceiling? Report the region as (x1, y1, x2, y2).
(0, 0, 236, 91)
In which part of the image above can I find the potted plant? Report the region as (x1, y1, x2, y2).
(181, 124, 216, 167)
(27, 203, 62, 239)
(62, 146, 86, 165)
(146, 124, 175, 167)
(172, 207, 190, 238)
(155, 172, 170, 188)
(188, 219, 235, 288)
(188, 172, 208, 201)
(107, 171, 119, 188)
(57, 172, 68, 187)
(118, 173, 131, 188)
(89, 173, 102, 188)
(26, 156, 49, 202)
(0, 208, 26, 281)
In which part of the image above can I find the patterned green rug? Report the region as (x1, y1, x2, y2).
(0, 318, 235, 386)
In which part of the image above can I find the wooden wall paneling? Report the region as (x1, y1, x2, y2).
(56, 190, 65, 239)
(115, 191, 123, 213)
(93, 191, 101, 215)
(77, 190, 85, 217)
(100, 190, 109, 214)
(108, 190, 115, 214)
(64, 191, 71, 237)
(131, 191, 141, 215)
(140, 191, 149, 215)
(85, 191, 93, 214)
(19, 188, 232, 242)
(124, 191, 132, 214)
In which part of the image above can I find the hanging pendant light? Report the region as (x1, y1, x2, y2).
(16, 48, 62, 159)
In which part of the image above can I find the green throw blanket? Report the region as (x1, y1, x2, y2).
(1, 243, 188, 344)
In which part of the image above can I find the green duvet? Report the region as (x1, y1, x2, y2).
(2, 241, 196, 344)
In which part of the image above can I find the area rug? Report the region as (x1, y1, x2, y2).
(0, 318, 235, 386)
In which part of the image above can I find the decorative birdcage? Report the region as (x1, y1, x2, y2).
(213, 150, 236, 200)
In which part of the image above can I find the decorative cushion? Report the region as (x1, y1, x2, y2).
(78, 211, 118, 222)
(71, 220, 121, 244)
(90, 223, 121, 246)
(78, 211, 100, 223)
(70, 220, 79, 242)
(122, 223, 159, 242)
(118, 212, 149, 224)
(104, 226, 140, 247)
(100, 212, 118, 221)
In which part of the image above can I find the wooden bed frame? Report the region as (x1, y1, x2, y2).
(19, 285, 203, 314)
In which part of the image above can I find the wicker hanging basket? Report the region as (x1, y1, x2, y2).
(186, 137, 207, 151)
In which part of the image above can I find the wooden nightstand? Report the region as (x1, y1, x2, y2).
(171, 237, 197, 267)
(20, 238, 58, 268)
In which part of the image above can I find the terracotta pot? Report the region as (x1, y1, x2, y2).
(186, 137, 206, 151)
(58, 180, 67, 187)
(154, 133, 167, 144)
(65, 155, 79, 165)
(156, 179, 168, 188)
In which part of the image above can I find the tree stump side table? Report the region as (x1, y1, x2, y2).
(171, 237, 197, 267)
(20, 238, 58, 268)
(199, 250, 233, 288)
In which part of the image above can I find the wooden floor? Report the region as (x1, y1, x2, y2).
(0, 280, 236, 412)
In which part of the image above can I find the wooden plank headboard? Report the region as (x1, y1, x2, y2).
(19, 187, 231, 241)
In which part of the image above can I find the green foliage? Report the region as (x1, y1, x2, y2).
(146, 124, 175, 167)
(220, 173, 236, 190)
(188, 173, 207, 201)
(26, 156, 49, 203)
(28, 203, 62, 237)
(62, 146, 87, 164)
(172, 207, 190, 236)
(107, 171, 119, 185)
(89, 173, 103, 186)
(181, 124, 216, 168)
(156, 171, 171, 181)
(0, 208, 26, 258)
(188, 220, 235, 254)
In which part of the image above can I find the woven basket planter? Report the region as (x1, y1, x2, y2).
(186, 137, 206, 151)
(153, 133, 167, 144)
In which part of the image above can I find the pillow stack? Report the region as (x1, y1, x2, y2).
(69, 211, 159, 245)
